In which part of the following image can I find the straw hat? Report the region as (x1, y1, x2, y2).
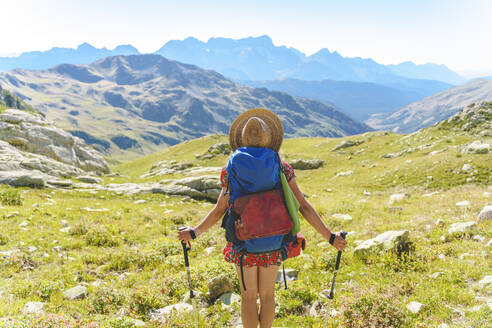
(229, 108, 284, 152)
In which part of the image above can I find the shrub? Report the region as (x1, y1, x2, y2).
(85, 228, 119, 247)
(0, 232, 8, 245)
(277, 281, 316, 316)
(128, 287, 163, 318)
(89, 288, 125, 314)
(341, 294, 409, 328)
(0, 190, 23, 206)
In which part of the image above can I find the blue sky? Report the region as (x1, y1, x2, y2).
(1, 0, 491, 75)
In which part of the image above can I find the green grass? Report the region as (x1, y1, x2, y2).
(0, 125, 491, 327)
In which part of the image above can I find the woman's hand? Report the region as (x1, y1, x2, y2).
(177, 226, 196, 243)
(332, 231, 347, 251)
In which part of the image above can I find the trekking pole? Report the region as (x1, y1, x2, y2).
(179, 227, 198, 328)
(323, 231, 347, 328)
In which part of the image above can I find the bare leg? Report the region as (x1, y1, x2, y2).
(236, 265, 259, 328)
(258, 265, 279, 328)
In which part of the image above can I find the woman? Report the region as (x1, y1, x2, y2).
(178, 108, 347, 328)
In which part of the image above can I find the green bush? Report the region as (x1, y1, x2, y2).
(341, 295, 409, 328)
(85, 228, 119, 247)
(0, 232, 8, 245)
(89, 288, 125, 314)
(0, 190, 23, 206)
(128, 287, 163, 319)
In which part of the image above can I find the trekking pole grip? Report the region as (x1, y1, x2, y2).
(334, 231, 347, 270)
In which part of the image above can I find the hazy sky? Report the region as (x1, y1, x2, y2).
(1, 0, 491, 75)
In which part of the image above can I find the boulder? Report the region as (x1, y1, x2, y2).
(461, 140, 490, 154)
(456, 200, 470, 207)
(354, 230, 410, 260)
(153, 175, 221, 201)
(332, 213, 353, 221)
(0, 169, 49, 188)
(208, 275, 233, 301)
(208, 143, 231, 155)
(0, 109, 109, 174)
(151, 302, 193, 320)
(331, 139, 364, 151)
(477, 205, 492, 220)
(461, 164, 473, 172)
(76, 176, 103, 184)
(276, 268, 298, 283)
(23, 301, 45, 315)
(335, 170, 353, 177)
(289, 159, 324, 170)
(63, 285, 87, 300)
(217, 292, 240, 307)
(447, 221, 476, 234)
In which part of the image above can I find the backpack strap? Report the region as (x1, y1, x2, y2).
(239, 252, 247, 291)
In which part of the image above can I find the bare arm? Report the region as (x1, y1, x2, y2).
(288, 177, 346, 251)
(177, 186, 229, 242)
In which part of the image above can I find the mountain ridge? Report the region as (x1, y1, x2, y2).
(0, 54, 371, 159)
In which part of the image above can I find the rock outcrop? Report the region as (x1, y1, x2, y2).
(0, 108, 110, 187)
(289, 158, 324, 170)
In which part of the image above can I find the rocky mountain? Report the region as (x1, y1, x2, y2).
(0, 55, 371, 160)
(0, 87, 110, 187)
(366, 79, 492, 133)
(387, 61, 465, 85)
(0, 43, 140, 71)
(243, 78, 437, 121)
(156, 35, 462, 86)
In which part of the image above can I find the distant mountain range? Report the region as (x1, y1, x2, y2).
(0, 55, 371, 159)
(243, 78, 450, 121)
(366, 79, 492, 133)
(1, 36, 465, 86)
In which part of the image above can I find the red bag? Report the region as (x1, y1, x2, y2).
(287, 232, 306, 258)
(233, 189, 293, 240)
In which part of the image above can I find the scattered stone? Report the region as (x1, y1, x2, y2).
(430, 272, 444, 279)
(390, 193, 409, 203)
(53, 246, 62, 252)
(60, 220, 69, 227)
(478, 275, 492, 289)
(335, 170, 353, 177)
(461, 140, 490, 154)
(59, 227, 71, 233)
(19, 221, 28, 227)
(437, 323, 449, 328)
(82, 207, 109, 212)
(354, 230, 410, 260)
(151, 303, 193, 321)
(423, 191, 439, 197)
(447, 221, 476, 234)
(208, 143, 231, 155)
(331, 139, 364, 151)
(406, 301, 424, 314)
(276, 268, 298, 283)
(455, 200, 470, 207)
(76, 176, 103, 184)
(487, 239, 492, 248)
(484, 192, 491, 198)
(26, 246, 37, 253)
(289, 158, 324, 170)
(332, 213, 353, 221)
(435, 218, 444, 226)
(477, 205, 492, 220)
(217, 292, 240, 307)
(208, 275, 233, 301)
(363, 190, 371, 196)
(438, 254, 445, 260)
(47, 179, 74, 187)
(63, 285, 87, 300)
(473, 235, 485, 242)
(23, 301, 45, 315)
(133, 199, 146, 204)
(461, 164, 473, 172)
(205, 247, 215, 255)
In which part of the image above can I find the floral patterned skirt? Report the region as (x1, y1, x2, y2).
(223, 242, 282, 268)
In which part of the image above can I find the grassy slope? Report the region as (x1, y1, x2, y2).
(0, 126, 491, 327)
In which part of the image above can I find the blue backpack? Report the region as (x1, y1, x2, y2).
(221, 146, 296, 290)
